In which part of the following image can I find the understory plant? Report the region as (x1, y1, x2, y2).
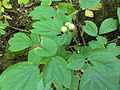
(0, 0, 120, 90)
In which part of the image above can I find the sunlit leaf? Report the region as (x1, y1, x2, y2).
(89, 3, 102, 10)
(2, 0, 12, 9)
(80, 0, 101, 9)
(59, 3, 75, 15)
(41, 1, 52, 5)
(85, 10, 94, 18)
(18, 0, 29, 4)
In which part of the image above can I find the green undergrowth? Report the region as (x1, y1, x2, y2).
(0, 0, 120, 90)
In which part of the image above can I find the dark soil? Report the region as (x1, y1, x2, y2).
(0, 0, 120, 74)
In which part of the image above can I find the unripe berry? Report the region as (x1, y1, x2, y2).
(65, 22, 71, 27)
(61, 26, 67, 32)
(68, 24, 75, 30)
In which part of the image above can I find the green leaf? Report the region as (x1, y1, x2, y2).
(43, 56, 71, 89)
(89, 40, 105, 49)
(2, 0, 12, 9)
(70, 75, 79, 90)
(0, 21, 6, 33)
(31, 9, 71, 37)
(107, 43, 120, 56)
(40, 0, 62, 1)
(74, 46, 91, 57)
(105, 61, 120, 77)
(0, 1, 2, 7)
(67, 54, 85, 70)
(8, 33, 33, 52)
(0, 21, 6, 28)
(96, 36, 107, 45)
(51, 32, 72, 46)
(58, 3, 75, 15)
(88, 48, 118, 65)
(41, 1, 52, 6)
(30, 6, 57, 20)
(117, 8, 120, 24)
(37, 78, 51, 90)
(32, 18, 61, 36)
(88, 36, 107, 49)
(0, 12, 2, 16)
(82, 21, 98, 36)
(80, 0, 101, 9)
(0, 62, 40, 90)
(80, 66, 119, 90)
(28, 49, 52, 65)
(56, 51, 71, 60)
(30, 30, 40, 45)
(99, 18, 118, 34)
(54, 11, 72, 32)
(32, 37, 57, 57)
(18, 0, 29, 4)
(0, 29, 5, 35)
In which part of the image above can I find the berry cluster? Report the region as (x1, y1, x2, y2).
(61, 22, 75, 32)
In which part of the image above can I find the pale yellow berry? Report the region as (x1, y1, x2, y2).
(61, 26, 67, 32)
(65, 22, 71, 27)
(68, 24, 75, 30)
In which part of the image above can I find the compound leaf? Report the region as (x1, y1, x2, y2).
(82, 21, 98, 36)
(43, 56, 71, 89)
(99, 18, 118, 34)
(8, 33, 33, 52)
(0, 62, 40, 90)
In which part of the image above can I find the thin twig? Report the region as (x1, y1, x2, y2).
(75, 10, 86, 46)
(107, 36, 120, 44)
(8, 26, 30, 33)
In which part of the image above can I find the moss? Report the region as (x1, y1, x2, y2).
(5, 49, 28, 60)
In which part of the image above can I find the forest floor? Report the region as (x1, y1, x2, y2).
(0, 0, 120, 74)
